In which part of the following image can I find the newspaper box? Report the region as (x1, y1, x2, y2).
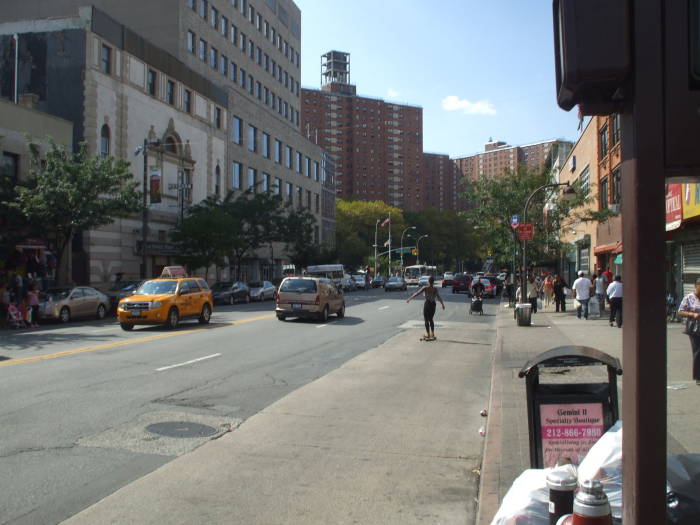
(518, 346, 622, 469)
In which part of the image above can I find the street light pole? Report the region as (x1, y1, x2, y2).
(374, 219, 379, 277)
(520, 182, 575, 305)
(416, 234, 429, 265)
(400, 226, 416, 271)
(141, 138, 148, 279)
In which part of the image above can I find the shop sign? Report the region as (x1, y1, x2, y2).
(682, 183, 700, 219)
(666, 184, 682, 231)
(539, 402, 605, 467)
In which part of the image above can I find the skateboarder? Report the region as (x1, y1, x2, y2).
(407, 276, 445, 340)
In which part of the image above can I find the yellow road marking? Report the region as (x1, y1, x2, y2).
(0, 313, 276, 368)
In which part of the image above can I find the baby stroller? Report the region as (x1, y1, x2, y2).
(6, 304, 25, 329)
(469, 293, 483, 315)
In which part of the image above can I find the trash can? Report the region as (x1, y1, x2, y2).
(515, 303, 532, 326)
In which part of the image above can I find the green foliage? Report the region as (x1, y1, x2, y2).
(283, 206, 319, 270)
(8, 140, 141, 282)
(0, 154, 36, 265)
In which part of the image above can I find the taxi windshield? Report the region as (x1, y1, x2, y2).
(134, 280, 178, 295)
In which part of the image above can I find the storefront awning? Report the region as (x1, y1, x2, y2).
(594, 242, 623, 255)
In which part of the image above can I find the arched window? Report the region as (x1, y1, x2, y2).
(100, 124, 110, 158)
(215, 165, 221, 196)
(165, 136, 177, 154)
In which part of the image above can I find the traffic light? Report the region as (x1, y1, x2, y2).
(411, 249, 417, 256)
(552, 0, 630, 115)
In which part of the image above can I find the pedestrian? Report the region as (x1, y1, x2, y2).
(606, 275, 623, 328)
(552, 275, 568, 312)
(527, 275, 539, 314)
(0, 280, 8, 329)
(543, 275, 554, 308)
(407, 275, 445, 340)
(26, 283, 40, 328)
(572, 270, 593, 320)
(594, 268, 609, 312)
(677, 277, 700, 385)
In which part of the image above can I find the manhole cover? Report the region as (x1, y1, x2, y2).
(145, 421, 218, 438)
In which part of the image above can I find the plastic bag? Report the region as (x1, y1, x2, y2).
(588, 298, 600, 317)
(577, 420, 622, 520)
(667, 454, 700, 524)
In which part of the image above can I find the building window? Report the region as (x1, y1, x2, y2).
(247, 167, 257, 191)
(232, 116, 242, 144)
(247, 74, 254, 94)
(1, 152, 19, 183)
(199, 39, 207, 61)
(210, 6, 218, 27)
(306, 189, 311, 209)
(611, 114, 621, 146)
(239, 0, 246, 15)
(215, 107, 222, 129)
(215, 165, 221, 196)
(100, 124, 110, 158)
(232, 162, 242, 189)
(100, 44, 111, 74)
(262, 132, 270, 158)
(600, 176, 609, 209)
(578, 165, 590, 196)
(240, 32, 246, 52)
(295, 151, 302, 173)
(247, 124, 257, 152)
(315, 193, 320, 213)
(221, 16, 228, 36)
(210, 47, 217, 69)
(220, 55, 227, 76)
(199, 0, 207, 18)
(166, 80, 175, 105)
(599, 124, 609, 158)
(296, 186, 303, 208)
(274, 139, 282, 163)
(147, 69, 157, 96)
(304, 157, 310, 177)
(612, 167, 621, 204)
(274, 176, 281, 195)
(264, 86, 269, 105)
(230, 24, 237, 44)
(255, 80, 261, 99)
(239, 69, 246, 88)
(248, 39, 254, 59)
(184, 89, 192, 113)
(256, 13, 262, 30)
(313, 161, 319, 181)
(285, 181, 292, 202)
(186, 0, 195, 10)
(264, 20, 269, 38)
(262, 172, 270, 192)
(248, 4, 254, 23)
(285, 146, 292, 168)
(230, 61, 237, 82)
(187, 30, 196, 53)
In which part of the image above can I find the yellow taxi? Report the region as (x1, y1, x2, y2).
(117, 267, 213, 331)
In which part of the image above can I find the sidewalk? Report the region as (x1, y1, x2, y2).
(62, 322, 495, 525)
(476, 299, 700, 524)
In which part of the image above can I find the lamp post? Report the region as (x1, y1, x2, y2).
(134, 137, 162, 279)
(520, 182, 576, 306)
(400, 226, 416, 270)
(374, 219, 379, 277)
(416, 234, 429, 265)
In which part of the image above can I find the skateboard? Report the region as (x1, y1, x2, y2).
(419, 336, 436, 341)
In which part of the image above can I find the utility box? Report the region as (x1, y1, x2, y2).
(519, 346, 622, 468)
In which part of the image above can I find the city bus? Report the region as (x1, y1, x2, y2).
(403, 264, 437, 285)
(305, 264, 345, 288)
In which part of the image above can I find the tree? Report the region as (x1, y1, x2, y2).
(171, 196, 237, 279)
(283, 207, 319, 270)
(9, 141, 141, 284)
(0, 152, 37, 267)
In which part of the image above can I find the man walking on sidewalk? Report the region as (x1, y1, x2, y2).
(606, 275, 623, 327)
(572, 270, 593, 320)
(526, 275, 540, 314)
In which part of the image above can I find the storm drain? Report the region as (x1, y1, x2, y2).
(145, 421, 218, 439)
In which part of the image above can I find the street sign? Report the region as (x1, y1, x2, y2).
(518, 222, 534, 241)
(510, 215, 520, 229)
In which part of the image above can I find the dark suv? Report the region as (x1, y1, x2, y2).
(452, 273, 472, 294)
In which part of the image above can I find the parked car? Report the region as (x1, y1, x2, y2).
(352, 275, 367, 289)
(452, 273, 472, 294)
(442, 272, 455, 287)
(384, 276, 407, 291)
(211, 281, 250, 305)
(104, 280, 144, 312)
(371, 275, 386, 288)
(275, 277, 345, 322)
(496, 272, 508, 283)
(248, 280, 276, 301)
(117, 277, 213, 330)
(341, 274, 357, 292)
(418, 275, 432, 287)
(471, 277, 497, 298)
(486, 276, 503, 296)
(39, 286, 110, 323)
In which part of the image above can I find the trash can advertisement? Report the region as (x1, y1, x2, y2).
(539, 402, 605, 467)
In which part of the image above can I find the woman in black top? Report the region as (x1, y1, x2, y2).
(407, 276, 445, 340)
(552, 275, 569, 313)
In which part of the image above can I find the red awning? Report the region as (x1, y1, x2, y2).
(594, 242, 623, 255)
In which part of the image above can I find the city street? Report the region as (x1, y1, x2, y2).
(0, 287, 497, 525)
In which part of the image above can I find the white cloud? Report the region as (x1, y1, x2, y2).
(387, 88, 400, 99)
(441, 95, 497, 116)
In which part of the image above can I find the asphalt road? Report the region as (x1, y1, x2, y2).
(0, 287, 497, 525)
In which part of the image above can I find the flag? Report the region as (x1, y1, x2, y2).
(381, 217, 390, 227)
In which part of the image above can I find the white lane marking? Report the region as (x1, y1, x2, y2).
(156, 353, 222, 372)
(89, 327, 116, 333)
(378, 306, 389, 310)
(316, 324, 328, 329)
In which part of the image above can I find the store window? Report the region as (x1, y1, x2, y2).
(100, 44, 111, 74)
(100, 124, 110, 158)
(232, 162, 242, 189)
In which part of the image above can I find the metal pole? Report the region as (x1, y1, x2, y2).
(400, 226, 415, 273)
(141, 138, 148, 279)
(388, 213, 391, 276)
(374, 219, 379, 277)
(13, 33, 19, 104)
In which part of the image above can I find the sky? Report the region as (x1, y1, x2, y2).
(294, 0, 583, 158)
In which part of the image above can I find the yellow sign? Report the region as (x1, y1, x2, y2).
(683, 184, 700, 219)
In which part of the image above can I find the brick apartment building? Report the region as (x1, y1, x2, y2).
(301, 51, 427, 211)
(2, 0, 335, 284)
(421, 152, 459, 211)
